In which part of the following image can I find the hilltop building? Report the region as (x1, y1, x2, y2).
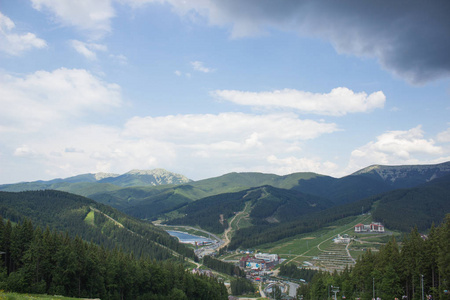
(354, 222, 385, 233)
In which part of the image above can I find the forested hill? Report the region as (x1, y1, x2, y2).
(0, 190, 195, 260)
(371, 174, 450, 232)
(0, 217, 227, 300)
(166, 185, 332, 234)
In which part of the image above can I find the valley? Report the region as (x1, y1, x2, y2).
(0, 161, 449, 299)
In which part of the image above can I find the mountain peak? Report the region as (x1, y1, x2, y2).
(94, 172, 120, 180)
(108, 168, 192, 186)
(126, 169, 170, 176)
(352, 161, 450, 186)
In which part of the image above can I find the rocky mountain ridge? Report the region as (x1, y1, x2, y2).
(352, 161, 450, 187)
(0, 168, 192, 189)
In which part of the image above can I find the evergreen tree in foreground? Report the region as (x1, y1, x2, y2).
(0, 217, 228, 300)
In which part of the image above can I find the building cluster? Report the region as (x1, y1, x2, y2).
(239, 253, 280, 271)
(354, 222, 385, 233)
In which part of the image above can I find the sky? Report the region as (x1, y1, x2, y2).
(1, 0, 450, 184)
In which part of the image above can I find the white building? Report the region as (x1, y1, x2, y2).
(254, 253, 279, 262)
(333, 234, 351, 244)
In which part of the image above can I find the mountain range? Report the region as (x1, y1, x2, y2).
(1, 161, 449, 249)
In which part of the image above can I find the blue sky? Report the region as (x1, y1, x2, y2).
(1, 0, 450, 183)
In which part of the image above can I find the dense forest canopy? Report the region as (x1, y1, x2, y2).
(0, 217, 228, 300)
(0, 190, 195, 260)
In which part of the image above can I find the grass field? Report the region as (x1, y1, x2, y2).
(249, 214, 401, 272)
(0, 291, 85, 300)
(83, 210, 95, 226)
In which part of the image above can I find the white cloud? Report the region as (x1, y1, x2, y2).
(348, 126, 444, 172)
(14, 145, 38, 157)
(437, 127, 450, 143)
(267, 155, 339, 176)
(70, 40, 107, 60)
(0, 95, 339, 181)
(123, 113, 337, 141)
(109, 54, 128, 65)
(0, 12, 47, 55)
(0, 68, 122, 132)
(174, 70, 182, 76)
(31, 0, 114, 38)
(213, 87, 385, 116)
(191, 61, 215, 73)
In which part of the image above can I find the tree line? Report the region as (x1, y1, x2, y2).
(0, 217, 228, 300)
(279, 264, 319, 282)
(202, 256, 245, 277)
(230, 277, 255, 296)
(297, 214, 450, 300)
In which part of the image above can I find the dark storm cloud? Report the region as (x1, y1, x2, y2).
(206, 0, 450, 84)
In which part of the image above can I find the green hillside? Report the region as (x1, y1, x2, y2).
(0, 190, 195, 261)
(80, 172, 323, 220)
(50, 181, 122, 196)
(228, 196, 374, 250)
(190, 171, 321, 193)
(166, 185, 332, 234)
(292, 173, 392, 205)
(372, 174, 450, 231)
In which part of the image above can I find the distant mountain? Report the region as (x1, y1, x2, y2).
(1, 162, 449, 228)
(64, 172, 120, 182)
(0, 168, 192, 192)
(352, 161, 450, 188)
(98, 168, 192, 187)
(190, 171, 321, 193)
(293, 161, 450, 205)
(90, 172, 323, 220)
(0, 190, 195, 261)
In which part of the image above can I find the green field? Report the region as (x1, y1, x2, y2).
(83, 210, 95, 226)
(0, 291, 84, 300)
(219, 214, 392, 272)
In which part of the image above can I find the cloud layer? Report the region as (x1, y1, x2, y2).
(0, 68, 121, 132)
(131, 0, 450, 84)
(1, 67, 449, 182)
(213, 87, 385, 116)
(22, 0, 450, 83)
(0, 67, 342, 181)
(31, 0, 114, 38)
(349, 126, 444, 169)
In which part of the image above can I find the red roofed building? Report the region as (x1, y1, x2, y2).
(355, 222, 385, 233)
(370, 222, 385, 232)
(354, 223, 365, 232)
